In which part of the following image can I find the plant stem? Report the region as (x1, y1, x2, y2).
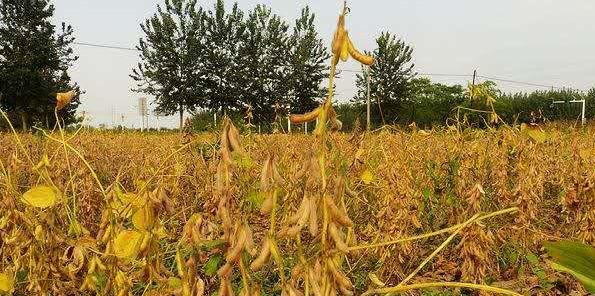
(398, 213, 480, 286)
(348, 207, 518, 251)
(36, 128, 107, 199)
(362, 281, 522, 296)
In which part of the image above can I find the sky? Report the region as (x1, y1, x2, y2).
(51, 0, 595, 128)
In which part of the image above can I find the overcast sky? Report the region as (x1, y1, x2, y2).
(51, 0, 595, 128)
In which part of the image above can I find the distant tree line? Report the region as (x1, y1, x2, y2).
(339, 73, 595, 130)
(2, 0, 593, 132)
(131, 0, 329, 130)
(133, 0, 595, 132)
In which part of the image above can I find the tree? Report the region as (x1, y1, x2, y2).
(0, 0, 80, 130)
(353, 32, 415, 125)
(201, 0, 245, 114)
(131, 0, 206, 130)
(237, 5, 290, 124)
(286, 6, 329, 116)
(405, 77, 465, 126)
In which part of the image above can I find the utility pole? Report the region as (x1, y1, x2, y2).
(366, 66, 371, 131)
(472, 69, 477, 86)
(470, 69, 477, 101)
(138, 98, 147, 132)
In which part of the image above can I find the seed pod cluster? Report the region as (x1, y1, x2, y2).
(180, 213, 217, 246)
(259, 155, 283, 215)
(216, 117, 246, 237)
(175, 250, 205, 296)
(79, 255, 107, 292)
(279, 195, 319, 238)
(218, 222, 255, 276)
(330, 3, 374, 67)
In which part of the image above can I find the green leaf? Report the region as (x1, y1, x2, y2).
(422, 187, 431, 200)
(167, 277, 182, 289)
(544, 240, 595, 293)
(204, 254, 223, 277)
(526, 252, 539, 265)
(199, 239, 227, 252)
(92, 271, 108, 292)
(246, 190, 264, 210)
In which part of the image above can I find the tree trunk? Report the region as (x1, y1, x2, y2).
(20, 111, 28, 132)
(179, 104, 184, 132)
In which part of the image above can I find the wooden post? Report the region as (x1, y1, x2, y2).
(366, 66, 371, 131)
(582, 99, 586, 126)
(287, 116, 291, 133)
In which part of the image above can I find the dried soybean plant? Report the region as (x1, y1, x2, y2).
(287, 2, 521, 296)
(283, 2, 375, 295)
(215, 117, 260, 296)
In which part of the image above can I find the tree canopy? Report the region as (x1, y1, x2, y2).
(133, 0, 329, 128)
(353, 32, 416, 125)
(0, 0, 81, 130)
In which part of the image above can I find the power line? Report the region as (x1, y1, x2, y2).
(70, 41, 581, 91)
(476, 75, 563, 89)
(418, 73, 472, 77)
(73, 41, 139, 52)
(341, 69, 473, 78)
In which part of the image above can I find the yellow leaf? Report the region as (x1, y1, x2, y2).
(355, 148, 365, 162)
(361, 170, 374, 185)
(368, 272, 386, 287)
(132, 206, 155, 231)
(126, 193, 147, 208)
(154, 224, 168, 240)
(168, 277, 182, 289)
(579, 148, 594, 161)
(114, 230, 144, 260)
(526, 127, 547, 143)
(0, 272, 13, 294)
(22, 186, 59, 208)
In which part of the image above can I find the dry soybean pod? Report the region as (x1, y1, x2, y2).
(346, 34, 374, 66)
(308, 196, 319, 236)
(250, 238, 271, 271)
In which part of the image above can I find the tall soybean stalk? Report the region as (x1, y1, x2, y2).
(290, 2, 521, 296)
(289, 2, 375, 295)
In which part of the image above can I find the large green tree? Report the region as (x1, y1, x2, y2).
(353, 32, 415, 125)
(287, 6, 329, 116)
(0, 0, 80, 130)
(131, 0, 206, 129)
(201, 0, 245, 114)
(237, 5, 290, 124)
